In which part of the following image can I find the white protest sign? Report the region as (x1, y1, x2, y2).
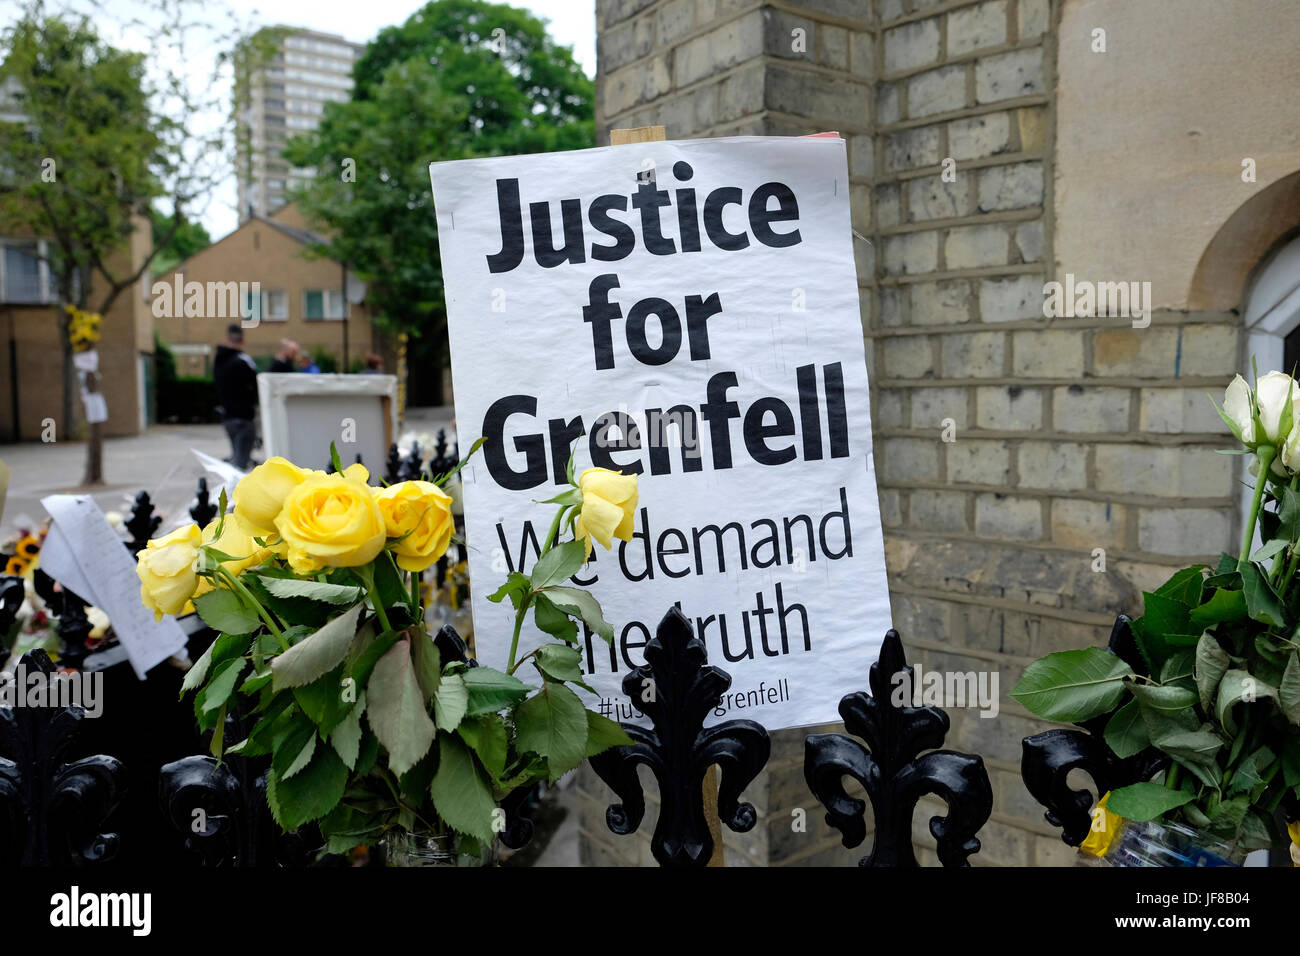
(40, 494, 187, 678)
(430, 135, 890, 731)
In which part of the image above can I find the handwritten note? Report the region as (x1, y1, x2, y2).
(40, 494, 187, 678)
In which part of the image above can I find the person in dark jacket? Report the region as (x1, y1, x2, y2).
(213, 324, 259, 470)
(268, 338, 299, 372)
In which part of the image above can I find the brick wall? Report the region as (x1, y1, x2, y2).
(584, 0, 1244, 866)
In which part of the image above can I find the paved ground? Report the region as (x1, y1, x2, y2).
(0, 406, 455, 539)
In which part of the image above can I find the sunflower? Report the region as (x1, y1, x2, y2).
(4, 556, 27, 575)
(16, 536, 39, 559)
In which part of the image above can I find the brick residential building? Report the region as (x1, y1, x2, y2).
(0, 217, 154, 443)
(154, 203, 388, 378)
(579, 0, 1300, 866)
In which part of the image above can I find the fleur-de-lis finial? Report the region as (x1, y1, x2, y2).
(804, 630, 993, 866)
(589, 607, 770, 866)
(1021, 616, 1168, 845)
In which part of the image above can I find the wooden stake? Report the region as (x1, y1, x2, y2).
(609, 123, 726, 868)
(609, 126, 665, 146)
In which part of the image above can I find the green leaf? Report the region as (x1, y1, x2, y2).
(1157, 649, 1195, 684)
(1215, 669, 1277, 736)
(365, 637, 436, 778)
(1155, 566, 1206, 606)
(1238, 808, 1277, 851)
(534, 643, 586, 684)
(193, 588, 260, 635)
(1195, 633, 1231, 711)
(1207, 793, 1249, 833)
(1103, 699, 1149, 759)
(271, 603, 363, 692)
(429, 733, 497, 844)
(457, 714, 508, 779)
(256, 576, 363, 604)
(1280, 486, 1300, 541)
(434, 672, 469, 731)
(1127, 682, 1197, 713)
(1135, 591, 1202, 649)
(529, 539, 587, 590)
(409, 632, 441, 702)
(1250, 538, 1289, 562)
(1238, 560, 1286, 627)
(543, 586, 615, 644)
(1151, 729, 1223, 768)
(462, 667, 532, 715)
(181, 639, 217, 697)
(584, 708, 633, 758)
(1282, 737, 1300, 787)
(534, 593, 578, 643)
(273, 720, 317, 781)
(1188, 589, 1247, 628)
(1009, 648, 1134, 722)
(487, 572, 529, 605)
(1280, 652, 1300, 726)
(181, 633, 250, 698)
(330, 690, 366, 769)
(267, 745, 349, 831)
(348, 627, 402, 690)
(1105, 782, 1195, 821)
(514, 681, 589, 778)
(199, 658, 247, 714)
(292, 664, 352, 736)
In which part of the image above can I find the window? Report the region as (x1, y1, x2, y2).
(243, 289, 289, 322)
(0, 240, 50, 304)
(265, 290, 288, 320)
(304, 289, 345, 320)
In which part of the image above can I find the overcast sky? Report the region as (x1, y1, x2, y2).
(25, 0, 597, 239)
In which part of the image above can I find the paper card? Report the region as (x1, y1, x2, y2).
(40, 494, 187, 679)
(81, 390, 108, 425)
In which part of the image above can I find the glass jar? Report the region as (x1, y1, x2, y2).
(381, 829, 498, 867)
(382, 829, 457, 867)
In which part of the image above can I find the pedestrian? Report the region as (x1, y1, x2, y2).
(213, 323, 258, 470)
(298, 351, 321, 374)
(269, 338, 299, 372)
(361, 353, 384, 374)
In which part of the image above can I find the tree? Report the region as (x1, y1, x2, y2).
(149, 205, 211, 276)
(284, 0, 593, 404)
(0, 2, 230, 483)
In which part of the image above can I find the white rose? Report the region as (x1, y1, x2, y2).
(1224, 371, 1300, 448)
(1282, 420, 1300, 473)
(1223, 374, 1256, 445)
(1254, 370, 1299, 444)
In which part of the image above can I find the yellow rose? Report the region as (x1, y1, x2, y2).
(274, 463, 386, 574)
(233, 457, 314, 535)
(137, 524, 203, 621)
(574, 467, 638, 557)
(374, 480, 455, 572)
(202, 514, 274, 576)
